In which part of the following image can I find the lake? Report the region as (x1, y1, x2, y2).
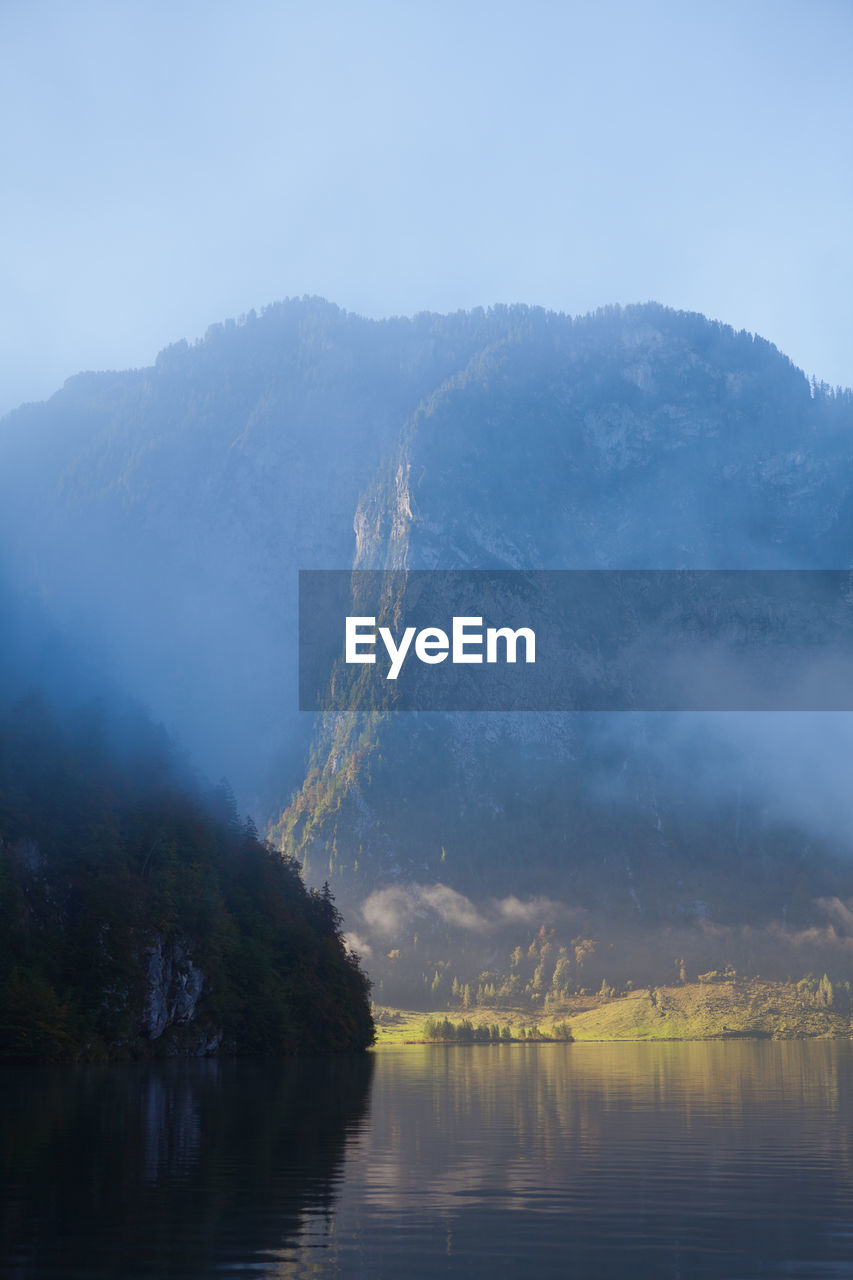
(2, 1041, 852, 1277)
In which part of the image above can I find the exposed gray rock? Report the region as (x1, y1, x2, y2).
(143, 937, 205, 1040)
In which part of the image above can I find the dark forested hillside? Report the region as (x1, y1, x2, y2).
(0, 580, 374, 1062)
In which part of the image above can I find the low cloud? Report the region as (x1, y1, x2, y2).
(359, 882, 573, 940)
(343, 930, 373, 960)
(361, 886, 419, 937)
(494, 894, 569, 925)
(594, 709, 853, 855)
(419, 884, 489, 931)
(813, 897, 853, 937)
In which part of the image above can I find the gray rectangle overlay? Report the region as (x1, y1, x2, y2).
(298, 570, 853, 711)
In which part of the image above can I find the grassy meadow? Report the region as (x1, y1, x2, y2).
(372, 977, 853, 1046)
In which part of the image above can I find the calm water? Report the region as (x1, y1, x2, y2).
(2, 1041, 853, 1277)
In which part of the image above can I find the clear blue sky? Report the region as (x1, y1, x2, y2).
(1, 0, 851, 417)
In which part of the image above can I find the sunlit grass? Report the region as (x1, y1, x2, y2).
(372, 979, 853, 1046)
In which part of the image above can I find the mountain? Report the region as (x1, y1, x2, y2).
(3, 298, 853, 1007)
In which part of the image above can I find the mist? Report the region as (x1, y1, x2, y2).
(355, 872, 853, 1011)
(593, 710, 853, 857)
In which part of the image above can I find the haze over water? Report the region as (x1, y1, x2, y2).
(3, 1041, 852, 1277)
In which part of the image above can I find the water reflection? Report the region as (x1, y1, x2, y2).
(341, 1042, 853, 1278)
(2, 1043, 853, 1277)
(0, 1055, 373, 1277)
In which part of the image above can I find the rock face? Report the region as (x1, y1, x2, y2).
(270, 303, 853, 982)
(143, 937, 206, 1041)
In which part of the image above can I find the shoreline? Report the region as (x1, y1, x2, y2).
(373, 977, 853, 1046)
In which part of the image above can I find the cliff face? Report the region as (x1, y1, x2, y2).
(274, 305, 853, 962)
(143, 937, 208, 1044)
(355, 304, 847, 576)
